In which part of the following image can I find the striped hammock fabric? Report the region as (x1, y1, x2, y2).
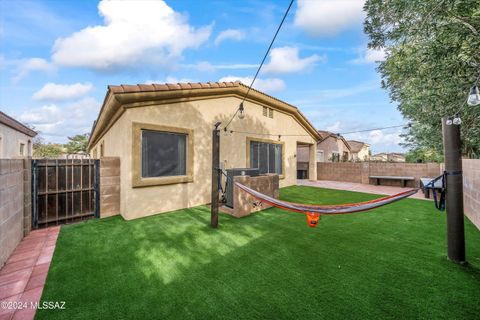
(235, 182, 418, 216)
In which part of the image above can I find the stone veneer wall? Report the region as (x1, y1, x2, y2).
(463, 159, 480, 230)
(0, 159, 31, 267)
(317, 162, 442, 187)
(99, 157, 120, 218)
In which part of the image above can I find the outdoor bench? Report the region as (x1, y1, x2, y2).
(369, 175, 415, 188)
(420, 177, 444, 199)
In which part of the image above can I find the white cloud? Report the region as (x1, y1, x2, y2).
(350, 48, 386, 64)
(51, 0, 211, 70)
(326, 121, 342, 132)
(181, 61, 258, 72)
(214, 29, 245, 46)
(17, 98, 100, 140)
(13, 58, 55, 83)
(262, 47, 322, 74)
(294, 0, 365, 36)
(219, 76, 286, 93)
(33, 82, 93, 101)
(145, 77, 194, 84)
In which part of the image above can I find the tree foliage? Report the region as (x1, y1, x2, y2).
(364, 0, 480, 158)
(65, 134, 89, 154)
(32, 137, 64, 158)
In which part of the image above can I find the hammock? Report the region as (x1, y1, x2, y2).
(235, 182, 418, 228)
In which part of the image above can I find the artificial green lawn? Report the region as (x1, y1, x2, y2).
(37, 186, 480, 319)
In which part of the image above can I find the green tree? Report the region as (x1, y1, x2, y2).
(65, 134, 89, 154)
(32, 137, 64, 158)
(405, 147, 444, 163)
(364, 0, 480, 158)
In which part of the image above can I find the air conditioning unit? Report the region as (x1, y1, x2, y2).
(225, 168, 259, 208)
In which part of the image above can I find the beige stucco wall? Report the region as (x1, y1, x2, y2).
(91, 96, 316, 220)
(317, 136, 350, 162)
(0, 124, 33, 158)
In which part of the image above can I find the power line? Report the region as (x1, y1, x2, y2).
(223, 0, 294, 131)
(339, 124, 410, 135)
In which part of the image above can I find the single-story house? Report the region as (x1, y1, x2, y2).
(371, 152, 406, 162)
(88, 81, 320, 220)
(347, 140, 370, 162)
(0, 111, 37, 158)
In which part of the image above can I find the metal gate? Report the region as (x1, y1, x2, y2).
(32, 159, 100, 228)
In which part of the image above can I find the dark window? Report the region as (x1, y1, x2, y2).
(142, 130, 187, 178)
(250, 141, 282, 174)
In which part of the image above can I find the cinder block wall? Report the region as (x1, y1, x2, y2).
(463, 159, 480, 230)
(317, 162, 363, 183)
(100, 157, 120, 218)
(317, 162, 442, 187)
(0, 159, 31, 267)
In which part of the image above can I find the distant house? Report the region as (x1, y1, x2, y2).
(347, 140, 370, 162)
(371, 152, 406, 162)
(315, 131, 351, 162)
(0, 111, 37, 158)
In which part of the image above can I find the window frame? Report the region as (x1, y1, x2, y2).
(246, 137, 285, 179)
(18, 140, 26, 156)
(132, 122, 194, 187)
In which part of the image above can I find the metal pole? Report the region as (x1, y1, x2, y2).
(211, 122, 221, 228)
(441, 117, 466, 263)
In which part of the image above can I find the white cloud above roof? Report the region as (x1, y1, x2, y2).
(219, 76, 285, 93)
(262, 46, 322, 74)
(294, 0, 365, 36)
(13, 58, 56, 83)
(51, 0, 211, 70)
(33, 82, 93, 101)
(214, 29, 245, 46)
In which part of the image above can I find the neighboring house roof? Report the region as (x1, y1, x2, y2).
(0, 111, 37, 137)
(347, 140, 370, 153)
(88, 81, 321, 148)
(317, 130, 351, 151)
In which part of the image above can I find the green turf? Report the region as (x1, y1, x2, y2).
(37, 186, 480, 319)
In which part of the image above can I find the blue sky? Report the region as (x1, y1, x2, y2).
(0, 0, 406, 153)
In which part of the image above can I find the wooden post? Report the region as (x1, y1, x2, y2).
(211, 123, 221, 228)
(441, 117, 466, 263)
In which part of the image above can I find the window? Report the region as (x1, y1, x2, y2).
(0, 135, 3, 157)
(142, 130, 187, 178)
(93, 148, 98, 159)
(263, 106, 268, 117)
(27, 140, 31, 157)
(132, 122, 193, 187)
(268, 108, 274, 118)
(100, 141, 105, 157)
(19, 143, 25, 156)
(316, 150, 324, 162)
(248, 138, 283, 175)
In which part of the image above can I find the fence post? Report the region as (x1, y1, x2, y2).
(94, 159, 101, 218)
(442, 117, 466, 263)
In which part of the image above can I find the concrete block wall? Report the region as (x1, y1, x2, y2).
(463, 159, 480, 230)
(0, 159, 31, 267)
(100, 157, 120, 218)
(317, 162, 442, 187)
(317, 162, 363, 183)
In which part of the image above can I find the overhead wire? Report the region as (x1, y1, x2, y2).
(223, 0, 294, 132)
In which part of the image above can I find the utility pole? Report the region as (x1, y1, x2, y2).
(211, 122, 221, 228)
(441, 117, 466, 263)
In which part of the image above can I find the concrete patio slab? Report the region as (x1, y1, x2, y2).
(298, 180, 430, 201)
(0, 227, 60, 320)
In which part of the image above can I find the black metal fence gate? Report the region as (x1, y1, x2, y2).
(32, 159, 100, 228)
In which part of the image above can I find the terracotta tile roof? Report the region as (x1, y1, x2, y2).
(107, 81, 241, 94)
(317, 130, 352, 151)
(0, 111, 37, 137)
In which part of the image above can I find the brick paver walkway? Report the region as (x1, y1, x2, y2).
(0, 227, 59, 320)
(298, 180, 429, 201)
